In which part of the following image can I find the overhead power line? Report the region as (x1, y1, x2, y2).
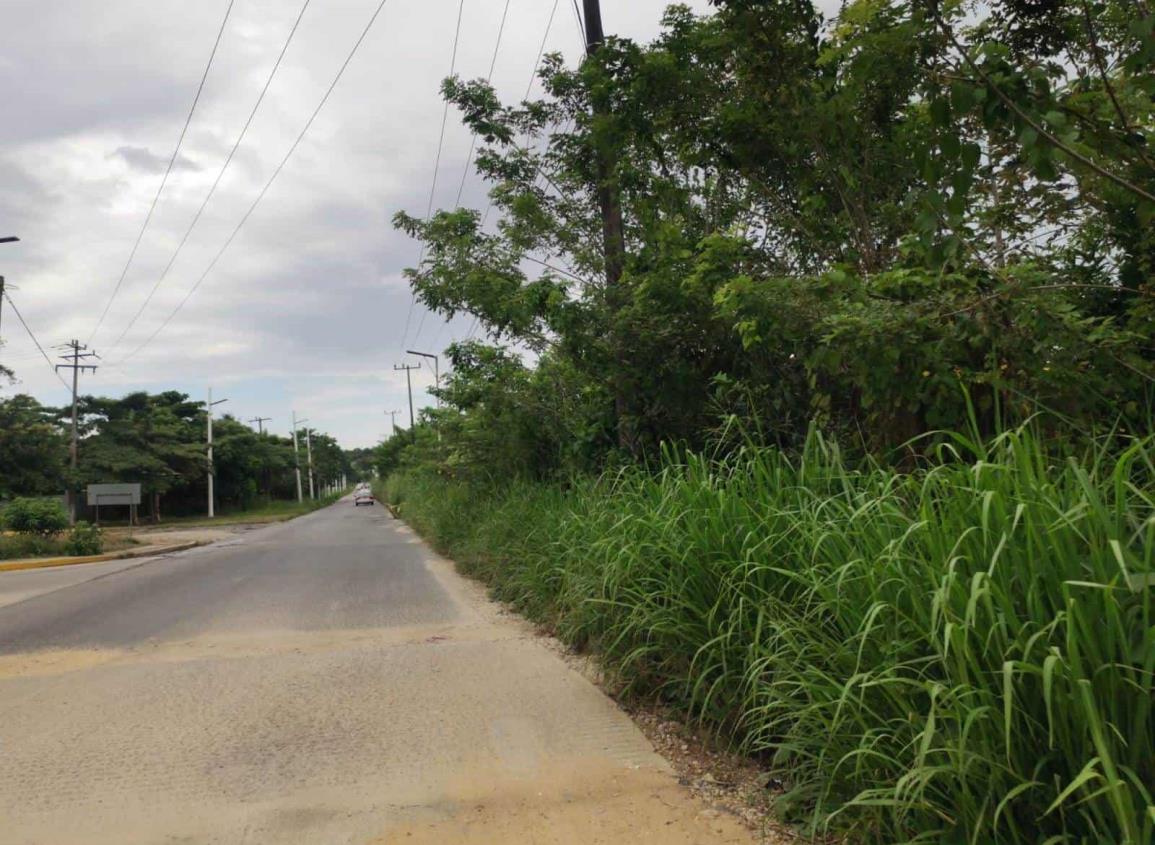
(110, 0, 395, 366)
(445, 0, 563, 351)
(399, 0, 467, 352)
(478, 0, 560, 233)
(88, 0, 238, 345)
(570, 0, 585, 45)
(2, 290, 71, 390)
(452, 0, 513, 209)
(412, 0, 515, 350)
(105, 0, 313, 356)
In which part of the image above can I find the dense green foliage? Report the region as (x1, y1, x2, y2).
(0, 394, 66, 497)
(1, 497, 69, 536)
(62, 522, 103, 556)
(0, 392, 355, 518)
(384, 429, 1155, 843)
(389, 0, 1153, 471)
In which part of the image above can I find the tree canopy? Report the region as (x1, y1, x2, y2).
(0, 391, 355, 514)
(387, 0, 1154, 479)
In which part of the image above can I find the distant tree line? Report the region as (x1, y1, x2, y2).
(0, 391, 354, 519)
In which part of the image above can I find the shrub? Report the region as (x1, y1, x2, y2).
(63, 521, 103, 556)
(2, 497, 69, 536)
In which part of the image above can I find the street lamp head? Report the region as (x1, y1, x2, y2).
(0, 236, 19, 244)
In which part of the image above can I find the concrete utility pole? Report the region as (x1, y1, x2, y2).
(291, 412, 307, 504)
(305, 427, 315, 500)
(55, 339, 99, 524)
(206, 388, 228, 519)
(394, 362, 420, 442)
(387, 410, 400, 438)
(248, 416, 271, 435)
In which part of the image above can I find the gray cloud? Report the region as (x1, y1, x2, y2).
(0, 0, 718, 447)
(110, 145, 202, 174)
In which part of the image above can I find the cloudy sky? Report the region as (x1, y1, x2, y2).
(0, 0, 714, 448)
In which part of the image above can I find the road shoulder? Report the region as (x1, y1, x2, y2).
(393, 517, 794, 844)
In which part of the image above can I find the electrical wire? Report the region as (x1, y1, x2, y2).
(413, 0, 513, 350)
(570, 0, 585, 46)
(110, 0, 395, 366)
(104, 0, 313, 356)
(88, 0, 237, 345)
(399, 0, 467, 352)
(452, 0, 513, 209)
(2, 291, 71, 390)
(478, 0, 560, 231)
(441, 0, 563, 351)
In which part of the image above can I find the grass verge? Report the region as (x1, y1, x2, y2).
(377, 429, 1155, 844)
(126, 494, 346, 529)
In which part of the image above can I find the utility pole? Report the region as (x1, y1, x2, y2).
(581, 0, 630, 450)
(387, 409, 400, 438)
(394, 363, 420, 442)
(205, 388, 228, 518)
(248, 416, 272, 500)
(305, 427, 315, 500)
(581, 0, 624, 286)
(55, 339, 99, 524)
(0, 236, 20, 350)
(407, 350, 442, 443)
(291, 411, 307, 503)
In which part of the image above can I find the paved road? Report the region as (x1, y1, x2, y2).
(0, 500, 754, 844)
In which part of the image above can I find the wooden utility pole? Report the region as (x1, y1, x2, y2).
(581, 0, 631, 450)
(387, 410, 400, 438)
(394, 363, 421, 442)
(582, 0, 625, 289)
(55, 340, 99, 524)
(248, 416, 271, 435)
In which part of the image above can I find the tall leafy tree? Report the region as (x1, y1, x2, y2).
(0, 394, 66, 497)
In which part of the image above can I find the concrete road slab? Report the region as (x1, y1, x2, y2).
(0, 501, 756, 844)
(0, 555, 166, 610)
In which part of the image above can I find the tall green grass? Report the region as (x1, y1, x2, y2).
(383, 429, 1155, 844)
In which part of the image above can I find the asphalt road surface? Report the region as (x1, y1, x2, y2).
(0, 500, 755, 844)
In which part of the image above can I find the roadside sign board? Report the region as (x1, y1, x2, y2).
(86, 483, 142, 506)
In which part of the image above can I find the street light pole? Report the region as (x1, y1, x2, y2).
(206, 388, 228, 518)
(0, 236, 19, 343)
(406, 350, 440, 408)
(292, 411, 308, 504)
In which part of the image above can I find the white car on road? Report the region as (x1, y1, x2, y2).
(353, 488, 374, 506)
